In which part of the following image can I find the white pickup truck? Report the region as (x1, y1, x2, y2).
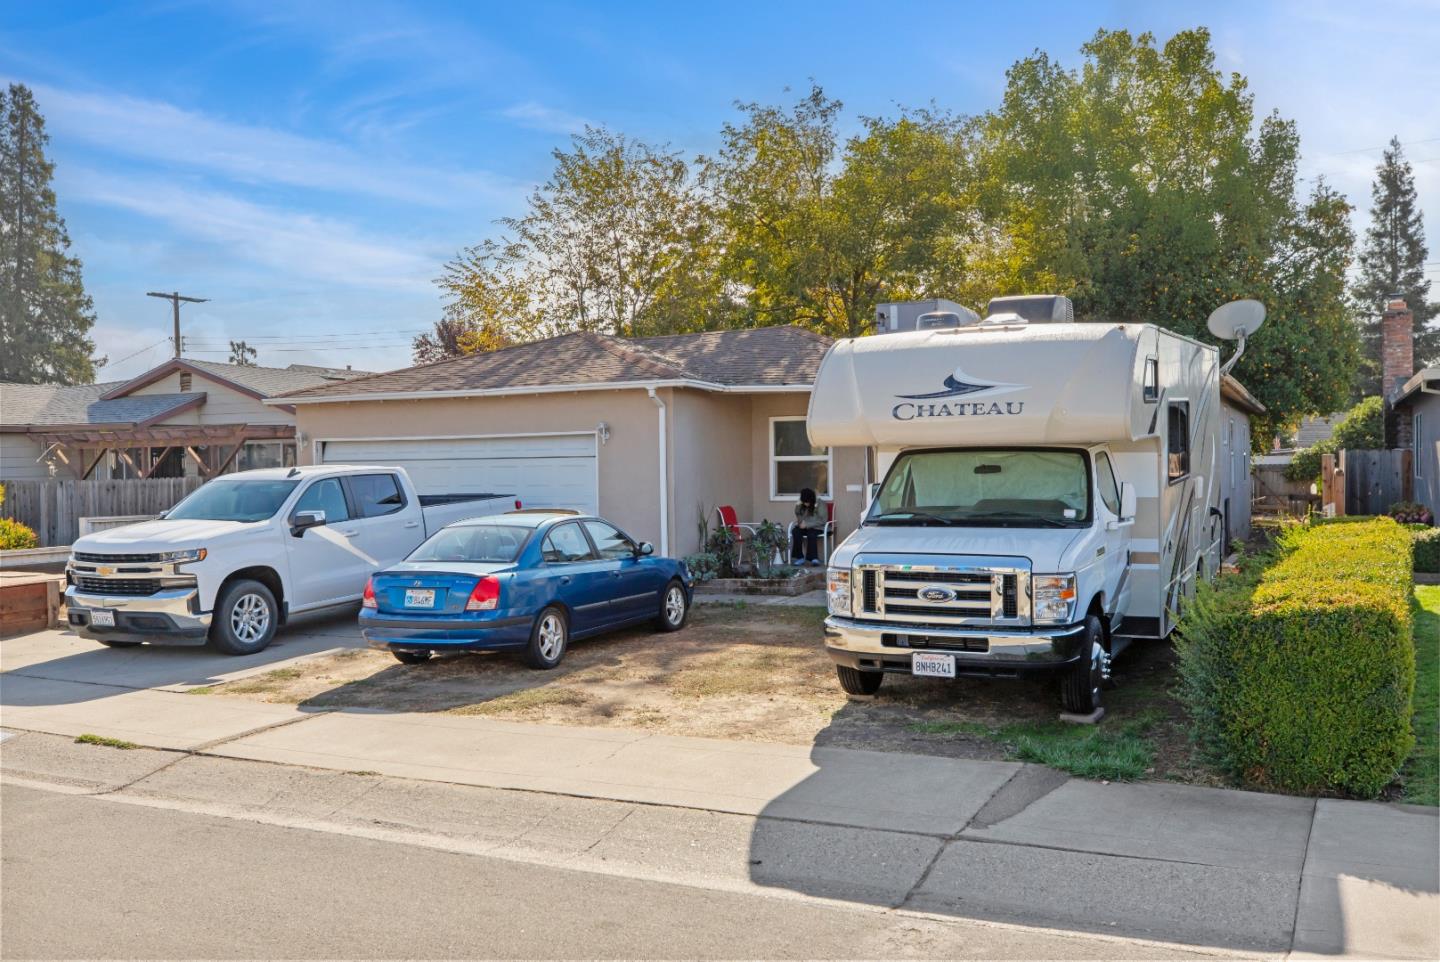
(64, 465, 518, 654)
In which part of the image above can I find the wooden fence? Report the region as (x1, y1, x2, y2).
(0, 478, 203, 547)
(1338, 449, 1413, 516)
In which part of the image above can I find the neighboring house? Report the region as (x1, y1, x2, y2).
(1219, 376, 1265, 544)
(1391, 367, 1440, 518)
(0, 358, 368, 482)
(273, 326, 866, 557)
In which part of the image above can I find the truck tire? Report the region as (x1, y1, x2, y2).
(1060, 614, 1107, 714)
(210, 579, 279, 655)
(654, 580, 689, 632)
(836, 664, 884, 696)
(523, 606, 568, 669)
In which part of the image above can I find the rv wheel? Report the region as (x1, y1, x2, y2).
(1060, 615, 1106, 714)
(836, 664, 884, 696)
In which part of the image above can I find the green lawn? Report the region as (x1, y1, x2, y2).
(1405, 587, 1440, 805)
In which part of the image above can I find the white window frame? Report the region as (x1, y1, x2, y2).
(769, 416, 832, 501)
(1415, 413, 1424, 479)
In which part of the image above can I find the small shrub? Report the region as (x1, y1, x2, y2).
(704, 526, 739, 578)
(1388, 500, 1434, 526)
(0, 517, 38, 550)
(1415, 529, 1440, 574)
(751, 520, 789, 578)
(1286, 396, 1386, 483)
(682, 552, 720, 582)
(1176, 517, 1415, 797)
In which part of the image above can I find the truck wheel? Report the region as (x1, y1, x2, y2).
(523, 606, 568, 669)
(836, 664, 884, 696)
(210, 579, 279, 655)
(392, 650, 432, 665)
(1060, 614, 1107, 714)
(655, 580, 689, 632)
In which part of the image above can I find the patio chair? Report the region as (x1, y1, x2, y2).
(787, 501, 836, 564)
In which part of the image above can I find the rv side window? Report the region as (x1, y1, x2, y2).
(1167, 402, 1190, 482)
(1143, 357, 1159, 402)
(1094, 452, 1121, 516)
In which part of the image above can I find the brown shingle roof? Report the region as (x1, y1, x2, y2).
(275, 325, 833, 401)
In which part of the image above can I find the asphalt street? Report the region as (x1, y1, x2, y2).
(1, 783, 1209, 960)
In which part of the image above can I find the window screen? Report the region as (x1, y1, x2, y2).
(1168, 402, 1190, 481)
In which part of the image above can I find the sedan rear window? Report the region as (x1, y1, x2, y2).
(408, 525, 529, 564)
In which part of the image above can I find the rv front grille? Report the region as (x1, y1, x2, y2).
(1002, 575, 1018, 618)
(75, 577, 160, 596)
(861, 570, 878, 611)
(881, 633, 989, 653)
(857, 564, 1027, 626)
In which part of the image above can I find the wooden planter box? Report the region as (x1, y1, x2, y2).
(693, 569, 826, 597)
(0, 572, 64, 637)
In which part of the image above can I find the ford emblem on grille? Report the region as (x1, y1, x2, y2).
(919, 585, 957, 603)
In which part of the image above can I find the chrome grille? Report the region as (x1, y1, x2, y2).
(76, 577, 160, 596)
(856, 562, 1028, 626)
(74, 551, 162, 564)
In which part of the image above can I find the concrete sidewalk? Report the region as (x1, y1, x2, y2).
(2, 660, 1437, 958)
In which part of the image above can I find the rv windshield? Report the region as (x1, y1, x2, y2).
(867, 449, 1090, 527)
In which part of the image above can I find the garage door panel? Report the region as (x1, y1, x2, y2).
(322, 435, 597, 515)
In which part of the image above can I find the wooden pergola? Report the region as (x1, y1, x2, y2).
(28, 424, 296, 480)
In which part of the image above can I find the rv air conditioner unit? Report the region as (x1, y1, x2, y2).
(874, 299, 981, 333)
(984, 294, 1075, 323)
(915, 310, 978, 330)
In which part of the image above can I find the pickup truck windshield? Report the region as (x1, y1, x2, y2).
(869, 449, 1090, 526)
(166, 480, 300, 523)
(409, 524, 530, 564)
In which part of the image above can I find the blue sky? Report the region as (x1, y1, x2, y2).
(5, 0, 1439, 379)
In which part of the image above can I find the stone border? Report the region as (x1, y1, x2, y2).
(693, 570, 825, 596)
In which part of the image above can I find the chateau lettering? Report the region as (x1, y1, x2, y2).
(891, 400, 1026, 420)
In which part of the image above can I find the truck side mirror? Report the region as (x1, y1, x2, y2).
(1119, 482, 1136, 522)
(291, 509, 326, 537)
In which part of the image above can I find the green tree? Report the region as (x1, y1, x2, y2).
(706, 86, 976, 337)
(438, 128, 722, 343)
(1352, 137, 1436, 394)
(973, 29, 1359, 442)
(0, 83, 100, 384)
(227, 340, 257, 366)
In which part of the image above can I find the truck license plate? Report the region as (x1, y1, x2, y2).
(90, 610, 116, 628)
(912, 652, 956, 678)
(404, 589, 436, 609)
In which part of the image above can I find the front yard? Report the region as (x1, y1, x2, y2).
(192, 602, 1197, 782)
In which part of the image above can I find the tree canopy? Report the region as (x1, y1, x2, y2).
(0, 83, 101, 384)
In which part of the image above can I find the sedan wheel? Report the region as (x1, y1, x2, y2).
(523, 606, 568, 669)
(656, 580, 688, 632)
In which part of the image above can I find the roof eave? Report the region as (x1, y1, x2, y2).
(266, 379, 816, 406)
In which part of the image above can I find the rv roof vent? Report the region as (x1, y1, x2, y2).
(984, 294, 1074, 324)
(916, 310, 978, 331)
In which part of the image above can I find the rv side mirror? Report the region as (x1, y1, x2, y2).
(291, 509, 326, 537)
(1119, 483, 1136, 522)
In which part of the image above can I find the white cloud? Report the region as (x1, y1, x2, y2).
(64, 170, 441, 294)
(502, 100, 593, 136)
(17, 80, 520, 208)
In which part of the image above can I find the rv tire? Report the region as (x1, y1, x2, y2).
(836, 664, 884, 696)
(1060, 615, 1106, 714)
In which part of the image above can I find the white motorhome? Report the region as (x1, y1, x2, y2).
(808, 296, 1262, 713)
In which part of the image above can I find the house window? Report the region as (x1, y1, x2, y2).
(179, 372, 192, 392)
(770, 417, 830, 500)
(236, 441, 296, 472)
(1167, 401, 1190, 482)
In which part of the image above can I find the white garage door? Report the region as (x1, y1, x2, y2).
(321, 434, 598, 515)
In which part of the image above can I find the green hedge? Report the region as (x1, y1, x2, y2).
(1415, 528, 1440, 574)
(1176, 518, 1416, 797)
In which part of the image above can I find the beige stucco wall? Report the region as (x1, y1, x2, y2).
(292, 386, 867, 559)
(132, 371, 294, 426)
(293, 388, 665, 550)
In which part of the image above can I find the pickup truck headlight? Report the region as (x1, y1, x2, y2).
(1032, 573, 1077, 625)
(826, 568, 851, 616)
(158, 548, 207, 565)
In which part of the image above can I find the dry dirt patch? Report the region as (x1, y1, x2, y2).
(193, 604, 1196, 775)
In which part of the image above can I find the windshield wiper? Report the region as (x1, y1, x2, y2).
(962, 511, 1074, 528)
(869, 511, 955, 526)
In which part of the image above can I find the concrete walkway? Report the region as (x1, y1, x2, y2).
(2, 637, 1437, 958)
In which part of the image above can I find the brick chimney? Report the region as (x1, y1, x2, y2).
(1382, 296, 1414, 398)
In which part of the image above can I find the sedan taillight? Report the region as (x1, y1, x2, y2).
(362, 577, 377, 609)
(466, 576, 500, 611)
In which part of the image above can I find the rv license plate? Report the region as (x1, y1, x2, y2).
(912, 652, 956, 678)
(404, 589, 436, 609)
(89, 610, 116, 628)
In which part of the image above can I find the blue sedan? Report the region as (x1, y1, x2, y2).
(359, 511, 692, 668)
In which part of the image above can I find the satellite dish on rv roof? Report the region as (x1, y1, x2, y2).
(1206, 299, 1266, 341)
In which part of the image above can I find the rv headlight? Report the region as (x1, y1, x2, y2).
(1032, 573, 1077, 625)
(826, 568, 852, 616)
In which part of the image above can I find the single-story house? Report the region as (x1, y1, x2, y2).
(273, 327, 868, 557)
(1390, 367, 1440, 517)
(1219, 375, 1266, 544)
(0, 358, 367, 482)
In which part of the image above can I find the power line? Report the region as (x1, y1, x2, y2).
(98, 338, 168, 370)
(1307, 135, 1440, 159)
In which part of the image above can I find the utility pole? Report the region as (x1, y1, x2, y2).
(146, 291, 209, 357)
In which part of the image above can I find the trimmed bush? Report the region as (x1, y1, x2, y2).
(1415, 528, 1440, 574)
(0, 517, 38, 550)
(1176, 517, 1415, 797)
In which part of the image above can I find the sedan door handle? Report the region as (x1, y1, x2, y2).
(559, 576, 572, 585)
